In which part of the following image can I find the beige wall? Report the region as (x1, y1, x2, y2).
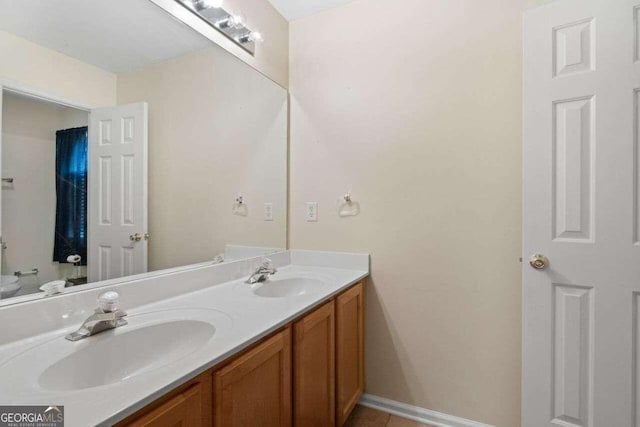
(289, 0, 547, 425)
(1, 93, 88, 293)
(117, 47, 287, 271)
(0, 30, 116, 107)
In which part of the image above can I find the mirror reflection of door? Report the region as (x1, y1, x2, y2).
(0, 91, 148, 297)
(88, 103, 148, 283)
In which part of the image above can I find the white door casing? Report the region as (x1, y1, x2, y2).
(88, 103, 148, 282)
(523, 1, 639, 426)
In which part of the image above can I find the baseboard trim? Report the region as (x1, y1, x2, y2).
(358, 394, 495, 427)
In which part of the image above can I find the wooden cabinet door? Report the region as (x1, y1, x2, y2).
(213, 327, 292, 427)
(293, 300, 335, 427)
(336, 282, 364, 426)
(126, 382, 206, 427)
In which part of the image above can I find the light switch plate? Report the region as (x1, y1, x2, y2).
(264, 203, 274, 221)
(306, 202, 318, 222)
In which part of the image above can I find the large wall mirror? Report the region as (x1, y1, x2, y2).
(0, 0, 287, 304)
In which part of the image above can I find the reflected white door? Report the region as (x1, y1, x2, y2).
(88, 103, 148, 282)
(523, 0, 639, 426)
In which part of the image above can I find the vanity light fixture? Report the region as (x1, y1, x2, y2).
(176, 0, 263, 55)
(216, 14, 244, 29)
(238, 31, 264, 44)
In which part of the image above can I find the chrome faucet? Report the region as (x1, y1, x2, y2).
(246, 258, 277, 284)
(65, 291, 127, 341)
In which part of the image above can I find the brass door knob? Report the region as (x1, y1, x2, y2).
(129, 233, 142, 242)
(529, 254, 549, 270)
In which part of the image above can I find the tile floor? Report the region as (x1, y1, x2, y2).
(344, 405, 437, 427)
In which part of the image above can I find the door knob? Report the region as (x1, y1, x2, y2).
(529, 254, 549, 270)
(129, 233, 142, 242)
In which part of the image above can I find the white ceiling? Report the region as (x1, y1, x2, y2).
(0, 0, 210, 74)
(266, 0, 357, 21)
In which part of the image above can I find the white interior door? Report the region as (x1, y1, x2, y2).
(523, 1, 638, 426)
(88, 102, 148, 282)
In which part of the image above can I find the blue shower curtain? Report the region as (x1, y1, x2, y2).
(53, 127, 88, 265)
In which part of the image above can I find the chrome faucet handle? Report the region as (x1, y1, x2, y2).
(260, 258, 277, 273)
(65, 292, 127, 341)
(98, 291, 121, 312)
(245, 258, 277, 284)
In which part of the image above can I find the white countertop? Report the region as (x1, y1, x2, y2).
(0, 251, 368, 426)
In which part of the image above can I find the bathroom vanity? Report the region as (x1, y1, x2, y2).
(116, 280, 364, 427)
(0, 250, 368, 427)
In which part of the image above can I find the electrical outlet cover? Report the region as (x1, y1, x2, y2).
(306, 202, 318, 221)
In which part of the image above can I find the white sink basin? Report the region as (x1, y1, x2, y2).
(39, 319, 214, 391)
(0, 308, 232, 393)
(251, 277, 327, 298)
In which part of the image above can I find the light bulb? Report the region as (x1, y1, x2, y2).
(201, 0, 223, 7)
(228, 14, 244, 29)
(217, 14, 244, 29)
(238, 31, 265, 44)
(249, 31, 264, 43)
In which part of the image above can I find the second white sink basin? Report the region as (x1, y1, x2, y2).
(251, 277, 327, 298)
(39, 319, 214, 391)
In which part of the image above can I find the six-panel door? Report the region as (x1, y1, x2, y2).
(88, 102, 148, 282)
(523, 0, 638, 426)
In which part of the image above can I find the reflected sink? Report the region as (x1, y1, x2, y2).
(39, 320, 214, 391)
(252, 277, 326, 298)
